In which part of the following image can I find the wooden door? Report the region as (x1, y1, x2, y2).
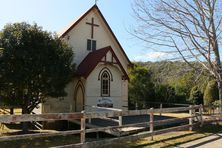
(74, 82, 85, 112)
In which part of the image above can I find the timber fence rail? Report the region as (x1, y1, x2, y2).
(0, 106, 21, 115)
(84, 105, 123, 126)
(0, 104, 218, 148)
(201, 105, 222, 123)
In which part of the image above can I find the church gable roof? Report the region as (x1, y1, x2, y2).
(76, 46, 129, 80)
(59, 5, 131, 65)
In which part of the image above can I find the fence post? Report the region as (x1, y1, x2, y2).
(81, 111, 86, 147)
(150, 108, 154, 140)
(136, 102, 138, 110)
(189, 105, 193, 131)
(199, 104, 203, 127)
(219, 102, 222, 114)
(160, 103, 162, 116)
(10, 108, 14, 115)
(119, 115, 122, 126)
(88, 118, 91, 124)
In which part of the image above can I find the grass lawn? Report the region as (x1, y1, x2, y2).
(0, 108, 22, 115)
(106, 124, 222, 148)
(0, 110, 221, 147)
(155, 113, 189, 118)
(0, 124, 221, 148)
(0, 134, 80, 148)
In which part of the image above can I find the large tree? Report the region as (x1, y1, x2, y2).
(129, 64, 155, 109)
(132, 0, 222, 106)
(0, 22, 74, 115)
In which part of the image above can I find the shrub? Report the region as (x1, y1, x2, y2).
(189, 86, 203, 105)
(203, 80, 219, 105)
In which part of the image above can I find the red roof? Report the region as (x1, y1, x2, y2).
(59, 4, 131, 66)
(76, 46, 129, 80)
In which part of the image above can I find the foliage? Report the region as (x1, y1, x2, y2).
(212, 100, 221, 106)
(141, 61, 208, 87)
(132, 0, 222, 102)
(154, 84, 176, 103)
(203, 80, 219, 105)
(128, 64, 155, 109)
(0, 22, 74, 114)
(142, 61, 208, 103)
(168, 72, 195, 102)
(142, 61, 192, 84)
(127, 61, 212, 107)
(189, 86, 203, 105)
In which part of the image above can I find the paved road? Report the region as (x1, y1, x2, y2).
(179, 131, 222, 148)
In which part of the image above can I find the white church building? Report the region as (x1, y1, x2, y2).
(36, 5, 131, 113)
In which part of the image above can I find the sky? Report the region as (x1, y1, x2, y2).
(0, 0, 165, 62)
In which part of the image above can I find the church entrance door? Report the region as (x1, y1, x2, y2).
(74, 81, 85, 112)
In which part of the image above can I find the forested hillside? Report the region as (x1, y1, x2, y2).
(129, 61, 219, 109)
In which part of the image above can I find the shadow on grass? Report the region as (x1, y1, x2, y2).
(129, 132, 199, 148)
(2, 123, 22, 130)
(0, 134, 80, 148)
(184, 134, 222, 148)
(126, 124, 222, 148)
(1, 123, 41, 136)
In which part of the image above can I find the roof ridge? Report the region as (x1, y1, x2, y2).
(76, 46, 129, 80)
(58, 5, 98, 38)
(58, 5, 131, 65)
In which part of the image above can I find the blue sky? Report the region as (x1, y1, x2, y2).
(0, 0, 163, 62)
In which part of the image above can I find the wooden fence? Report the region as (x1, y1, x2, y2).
(0, 106, 21, 115)
(0, 104, 218, 148)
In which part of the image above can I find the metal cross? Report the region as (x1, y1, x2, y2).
(95, 0, 98, 5)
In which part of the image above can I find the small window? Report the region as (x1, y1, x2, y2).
(86, 39, 96, 51)
(87, 39, 91, 51)
(101, 71, 110, 96)
(92, 40, 96, 51)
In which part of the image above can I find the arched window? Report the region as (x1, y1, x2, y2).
(101, 71, 110, 96)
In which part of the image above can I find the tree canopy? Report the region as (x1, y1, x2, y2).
(189, 86, 203, 105)
(128, 61, 213, 109)
(129, 64, 155, 109)
(0, 22, 74, 114)
(203, 80, 219, 105)
(132, 0, 222, 103)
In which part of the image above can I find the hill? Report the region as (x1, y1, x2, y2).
(129, 61, 211, 109)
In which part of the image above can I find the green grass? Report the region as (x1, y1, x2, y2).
(106, 124, 222, 148)
(1, 124, 222, 148)
(0, 134, 80, 148)
(0, 122, 80, 148)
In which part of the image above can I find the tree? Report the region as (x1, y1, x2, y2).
(0, 22, 74, 115)
(132, 0, 222, 106)
(169, 72, 195, 101)
(189, 86, 203, 105)
(154, 84, 177, 103)
(203, 80, 219, 105)
(129, 64, 155, 109)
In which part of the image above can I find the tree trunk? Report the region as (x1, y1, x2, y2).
(22, 107, 29, 133)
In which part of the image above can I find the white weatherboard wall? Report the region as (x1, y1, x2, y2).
(36, 6, 130, 114)
(40, 82, 75, 113)
(65, 10, 129, 70)
(85, 64, 128, 110)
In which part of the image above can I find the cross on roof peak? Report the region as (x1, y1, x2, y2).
(95, 0, 98, 5)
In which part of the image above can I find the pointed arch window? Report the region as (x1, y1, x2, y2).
(101, 71, 110, 96)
